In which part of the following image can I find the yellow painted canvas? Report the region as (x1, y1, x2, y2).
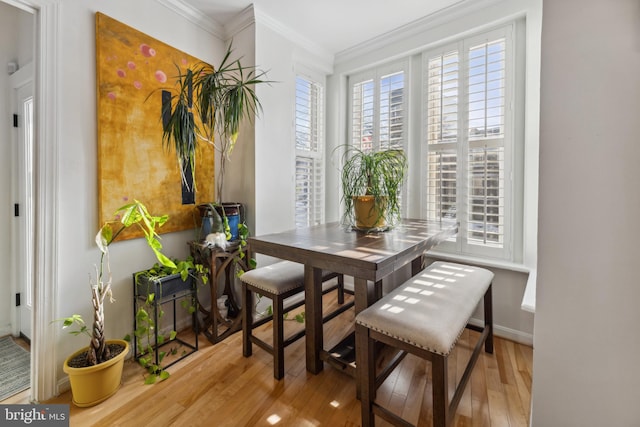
(96, 12, 214, 240)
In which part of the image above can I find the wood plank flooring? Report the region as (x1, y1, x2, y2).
(17, 292, 532, 426)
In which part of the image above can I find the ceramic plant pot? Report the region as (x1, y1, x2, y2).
(353, 195, 387, 230)
(63, 339, 129, 407)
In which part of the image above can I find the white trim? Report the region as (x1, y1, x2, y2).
(252, 6, 333, 67)
(1, 0, 34, 13)
(427, 250, 530, 274)
(1, 0, 60, 403)
(469, 317, 533, 346)
(521, 268, 536, 313)
(224, 3, 255, 40)
(31, 0, 59, 403)
(155, 0, 224, 39)
(335, 0, 504, 64)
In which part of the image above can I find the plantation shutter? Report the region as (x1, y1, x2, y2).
(426, 50, 459, 224)
(295, 76, 324, 228)
(466, 38, 506, 248)
(350, 64, 407, 154)
(351, 79, 374, 152)
(379, 71, 405, 150)
(424, 27, 511, 258)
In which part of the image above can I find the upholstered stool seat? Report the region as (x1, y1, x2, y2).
(241, 260, 353, 379)
(356, 261, 493, 426)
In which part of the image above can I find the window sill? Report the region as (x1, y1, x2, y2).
(425, 250, 531, 273)
(426, 250, 536, 314)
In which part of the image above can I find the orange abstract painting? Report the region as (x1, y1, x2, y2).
(96, 12, 214, 240)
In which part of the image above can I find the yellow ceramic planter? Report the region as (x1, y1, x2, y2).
(353, 195, 387, 230)
(63, 339, 129, 407)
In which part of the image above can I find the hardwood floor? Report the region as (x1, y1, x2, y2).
(34, 292, 531, 426)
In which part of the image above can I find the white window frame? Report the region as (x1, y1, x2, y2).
(347, 59, 410, 215)
(422, 24, 519, 261)
(294, 71, 326, 228)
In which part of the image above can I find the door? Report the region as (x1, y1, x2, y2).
(13, 72, 34, 340)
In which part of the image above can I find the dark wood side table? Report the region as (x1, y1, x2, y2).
(188, 240, 251, 344)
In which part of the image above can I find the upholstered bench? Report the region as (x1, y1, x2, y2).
(355, 261, 493, 427)
(241, 260, 353, 379)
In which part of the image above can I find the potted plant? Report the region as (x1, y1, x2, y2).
(131, 257, 207, 384)
(161, 42, 269, 203)
(59, 200, 176, 407)
(337, 146, 408, 231)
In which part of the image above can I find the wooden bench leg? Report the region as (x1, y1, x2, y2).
(432, 354, 449, 427)
(242, 284, 253, 357)
(273, 294, 285, 380)
(484, 283, 494, 354)
(356, 323, 375, 426)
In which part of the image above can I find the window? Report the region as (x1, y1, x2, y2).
(424, 26, 514, 259)
(295, 75, 325, 228)
(350, 62, 408, 152)
(348, 62, 409, 220)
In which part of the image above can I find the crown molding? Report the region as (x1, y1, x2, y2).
(156, 0, 225, 39)
(335, 0, 503, 64)
(252, 5, 333, 67)
(223, 3, 255, 40)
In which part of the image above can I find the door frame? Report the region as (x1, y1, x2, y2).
(10, 61, 34, 341)
(3, 0, 60, 402)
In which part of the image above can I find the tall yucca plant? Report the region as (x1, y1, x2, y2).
(161, 42, 269, 201)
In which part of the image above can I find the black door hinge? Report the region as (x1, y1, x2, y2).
(14, 203, 19, 217)
(16, 293, 21, 307)
(13, 114, 18, 128)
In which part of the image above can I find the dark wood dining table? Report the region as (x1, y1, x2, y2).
(248, 218, 458, 375)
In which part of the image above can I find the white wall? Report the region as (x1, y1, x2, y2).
(0, 2, 21, 336)
(220, 14, 257, 234)
(53, 0, 223, 388)
(225, 8, 332, 240)
(532, 0, 640, 425)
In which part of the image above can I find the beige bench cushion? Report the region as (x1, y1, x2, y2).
(355, 261, 493, 356)
(240, 261, 305, 295)
(240, 261, 339, 296)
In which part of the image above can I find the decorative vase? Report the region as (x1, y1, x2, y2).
(63, 339, 129, 407)
(214, 202, 243, 241)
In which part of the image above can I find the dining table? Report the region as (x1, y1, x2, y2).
(247, 218, 458, 375)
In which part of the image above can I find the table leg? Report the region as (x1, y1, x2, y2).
(412, 254, 424, 276)
(304, 265, 324, 374)
(354, 277, 380, 314)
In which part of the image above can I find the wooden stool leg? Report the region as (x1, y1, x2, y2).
(337, 274, 345, 305)
(484, 284, 494, 354)
(432, 354, 449, 427)
(356, 323, 375, 426)
(273, 294, 285, 380)
(242, 285, 253, 357)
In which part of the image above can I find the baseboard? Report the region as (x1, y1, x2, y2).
(0, 326, 13, 337)
(56, 377, 70, 396)
(469, 317, 533, 346)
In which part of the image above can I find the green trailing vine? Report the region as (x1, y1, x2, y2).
(126, 257, 208, 384)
